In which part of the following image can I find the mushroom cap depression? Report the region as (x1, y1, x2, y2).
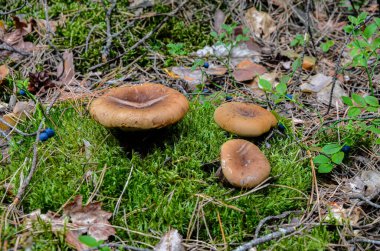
(89, 83, 189, 130)
(220, 139, 271, 188)
(214, 102, 277, 137)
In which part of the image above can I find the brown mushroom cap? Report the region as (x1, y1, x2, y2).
(220, 139, 270, 188)
(214, 102, 277, 137)
(89, 83, 189, 130)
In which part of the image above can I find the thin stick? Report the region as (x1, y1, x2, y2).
(89, 0, 188, 71)
(113, 165, 134, 216)
(233, 226, 299, 251)
(255, 210, 303, 238)
(216, 210, 227, 250)
(0, 0, 27, 15)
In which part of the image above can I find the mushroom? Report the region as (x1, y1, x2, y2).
(89, 83, 189, 130)
(214, 102, 277, 137)
(220, 139, 270, 188)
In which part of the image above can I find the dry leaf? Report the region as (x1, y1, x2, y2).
(154, 229, 185, 251)
(65, 231, 89, 251)
(214, 9, 225, 34)
(57, 50, 76, 85)
(13, 101, 35, 118)
(0, 113, 17, 131)
(233, 59, 267, 82)
(244, 7, 276, 40)
(63, 195, 115, 241)
(300, 73, 332, 93)
(0, 65, 9, 84)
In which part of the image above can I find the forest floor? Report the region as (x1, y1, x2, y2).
(0, 0, 379, 250)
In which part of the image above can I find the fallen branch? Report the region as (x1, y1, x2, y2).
(255, 210, 303, 238)
(101, 0, 117, 62)
(233, 226, 299, 251)
(350, 194, 380, 209)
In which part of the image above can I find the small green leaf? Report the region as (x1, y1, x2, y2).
(313, 155, 331, 164)
(320, 40, 334, 52)
(258, 78, 272, 92)
(318, 163, 334, 173)
(342, 96, 353, 106)
(343, 25, 353, 33)
(352, 93, 366, 106)
(275, 82, 287, 94)
(365, 106, 379, 113)
(322, 144, 342, 155)
(348, 16, 357, 25)
(364, 96, 379, 107)
(292, 58, 301, 71)
(368, 126, 380, 134)
(376, 138, 380, 144)
(347, 107, 361, 117)
(79, 235, 99, 247)
(331, 152, 344, 164)
(363, 23, 378, 39)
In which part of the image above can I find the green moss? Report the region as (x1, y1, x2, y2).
(2, 99, 313, 249)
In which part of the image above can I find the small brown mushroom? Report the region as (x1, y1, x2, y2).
(89, 83, 189, 130)
(214, 102, 277, 137)
(220, 139, 270, 188)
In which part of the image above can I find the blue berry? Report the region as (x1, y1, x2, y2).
(44, 128, 55, 138)
(19, 89, 26, 96)
(225, 96, 233, 101)
(285, 94, 293, 100)
(39, 132, 49, 142)
(341, 145, 351, 154)
(203, 62, 209, 68)
(278, 123, 286, 132)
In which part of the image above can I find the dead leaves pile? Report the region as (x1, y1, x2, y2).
(26, 195, 115, 251)
(0, 17, 37, 61)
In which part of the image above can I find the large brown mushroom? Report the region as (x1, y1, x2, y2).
(214, 102, 277, 137)
(220, 139, 270, 188)
(89, 83, 189, 130)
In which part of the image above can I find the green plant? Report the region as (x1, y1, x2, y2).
(313, 93, 379, 173)
(313, 144, 345, 173)
(344, 13, 380, 95)
(342, 93, 380, 144)
(320, 40, 335, 52)
(290, 34, 305, 47)
(79, 235, 110, 251)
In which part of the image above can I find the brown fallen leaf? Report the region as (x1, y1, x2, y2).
(57, 50, 77, 86)
(233, 59, 267, 82)
(0, 113, 17, 131)
(213, 9, 225, 34)
(0, 65, 9, 84)
(63, 195, 115, 241)
(65, 231, 89, 251)
(244, 6, 276, 40)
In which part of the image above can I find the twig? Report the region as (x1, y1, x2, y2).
(41, 0, 65, 80)
(88, 0, 188, 71)
(350, 194, 380, 209)
(101, 0, 117, 62)
(113, 165, 134, 216)
(295, 0, 312, 86)
(233, 226, 299, 251)
(0, 117, 37, 137)
(11, 93, 60, 206)
(0, 0, 27, 15)
(325, 15, 374, 115)
(0, 42, 31, 57)
(254, 210, 303, 238)
(349, 238, 380, 245)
